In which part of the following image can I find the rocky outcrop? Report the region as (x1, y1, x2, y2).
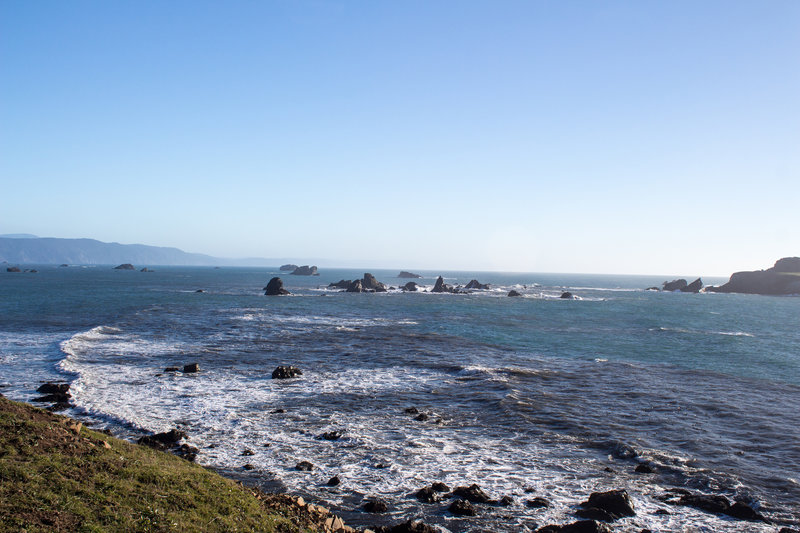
(663, 279, 688, 291)
(137, 429, 187, 450)
(659, 490, 766, 521)
(362, 273, 387, 292)
(578, 489, 635, 521)
(402, 282, 419, 292)
(398, 271, 423, 278)
(272, 366, 302, 379)
(183, 363, 199, 373)
(464, 280, 489, 290)
(508, 290, 522, 297)
(328, 279, 351, 290)
(708, 257, 800, 295)
(140, 267, 154, 272)
(560, 291, 574, 299)
(290, 265, 318, 276)
(6, 266, 21, 272)
(452, 484, 492, 503)
(448, 499, 476, 516)
(264, 277, 290, 296)
(363, 498, 388, 513)
(37, 383, 70, 394)
(113, 263, 135, 270)
(537, 520, 612, 533)
(346, 280, 364, 293)
(279, 264, 298, 271)
(431, 276, 456, 293)
(331, 274, 387, 293)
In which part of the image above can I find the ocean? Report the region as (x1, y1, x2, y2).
(1, 265, 798, 532)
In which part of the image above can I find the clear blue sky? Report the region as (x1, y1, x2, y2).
(1, 1, 798, 275)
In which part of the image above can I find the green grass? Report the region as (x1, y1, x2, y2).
(0, 396, 316, 533)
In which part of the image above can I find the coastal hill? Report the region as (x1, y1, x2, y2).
(0, 236, 296, 267)
(709, 257, 800, 295)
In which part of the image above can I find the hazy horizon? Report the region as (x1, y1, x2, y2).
(2, 2, 798, 276)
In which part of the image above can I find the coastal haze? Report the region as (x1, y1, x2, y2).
(2, 2, 799, 533)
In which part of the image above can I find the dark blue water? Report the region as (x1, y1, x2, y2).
(1, 265, 798, 531)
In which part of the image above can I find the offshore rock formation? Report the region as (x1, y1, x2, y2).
(329, 273, 387, 293)
(464, 280, 490, 290)
(113, 263, 135, 270)
(290, 265, 318, 276)
(279, 264, 298, 271)
(398, 271, 423, 278)
(708, 257, 800, 295)
(431, 276, 455, 293)
(264, 277, 290, 296)
(661, 278, 704, 293)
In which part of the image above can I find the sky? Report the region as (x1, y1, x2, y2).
(1, 1, 798, 276)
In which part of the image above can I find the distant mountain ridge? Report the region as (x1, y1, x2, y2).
(0, 237, 274, 266)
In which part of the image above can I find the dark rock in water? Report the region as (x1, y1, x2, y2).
(346, 279, 364, 293)
(498, 495, 514, 506)
(59, 264, 69, 267)
(526, 497, 551, 508)
(537, 520, 613, 533)
(465, 279, 489, 290)
(164, 367, 180, 372)
(363, 498, 388, 513)
(575, 507, 617, 522)
(140, 267, 154, 272)
(579, 489, 635, 520)
(431, 276, 455, 293)
(241, 449, 255, 456)
(398, 271, 423, 279)
(362, 273, 387, 292)
(290, 265, 318, 276)
(676, 493, 730, 514)
(272, 366, 302, 379)
(508, 290, 522, 297)
(6, 267, 21, 272)
(401, 282, 419, 292)
(430, 482, 450, 492)
(635, 463, 654, 473)
(645, 286, 660, 291)
(183, 363, 199, 373)
(174, 443, 198, 462)
(37, 382, 70, 394)
(404, 407, 419, 414)
(113, 263, 135, 270)
(414, 413, 429, 421)
(279, 264, 298, 271)
(779, 528, 800, 533)
(373, 520, 439, 533)
(47, 402, 72, 412)
(681, 278, 703, 293)
(264, 277, 290, 295)
(708, 257, 800, 295)
(415, 486, 444, 503)
(560, 291, 574, 299)
(448, 499, 477, 516)
(662, 279, 688, 291)
(271, 408, 286, 414)
(452, 483, 492, 503)
(32, 392, 71, 403)
(195, 289, 204, 293)
(321, 431, 342, 441)
(327, 475, 341, 486)
(137, 429, 186, 449)
(726, 501, 766, 521)
(295, 461, 314, 471)
(242, 463, 255, 470)
(328, 279, 352, 290)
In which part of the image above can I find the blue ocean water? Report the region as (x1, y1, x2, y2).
(1, 265, 798, 532)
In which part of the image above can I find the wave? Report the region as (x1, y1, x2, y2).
(651, 327, 754, 338)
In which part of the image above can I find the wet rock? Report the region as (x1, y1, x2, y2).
(465, 279, 489, 290)
(321, 431, 342, 441)
(329, 279, 352, 289)
(272, 366, 302, 379)
(662, 279, 688, 291)
(452, 483, 492, 503)
(183, 363, 199, 373)
(449, 499, 477, 516)
(295, 461, 314, 471)
(414, 413, 429, 421)
(47, 402, 72, 412)
(508, 290, 522, 297)
(537, 520, 613, 533)
(290, 265, 318, 276)
(430, 482, 450, 492)
(373, 520, 439, 533)
(498, 495, 514, 506)
(575, 507, 616, 522)
(402, 282, 419, 292)
(634, 463, 654, 473)
(363, 498, 388, 513)
(579, 489, 635, 520)
(362, 273, 386, 292)
(137, 429, 187, 449)
(676, 493, 731, 514)
(560, 291, 574, 299)
(526, 497, 551, 508)
(32, 393, 71, 403)
(6, 267, 21, 272)
(681, 278, 703, 293)
(164, 366, 180, 372)
(36, 382, 70, 394)
(398, 271, 423, 278)
(264, 277, 290, 295)
(271, 408, 286, 413)
(415, 486, 443, 503)
(113, 263, 135, 270)
(195, 289, 204, 293)
(431, 276, 455, 293)
(174, 443, 198, 462)
(779, 528, 800, 533)
(327, 475, 341, 486)
(726, 501, 766, 521)
(279, 264, 298, 271)
(404, 407, 419, 414)
(242, 463, 255, 470)
(346, 280, 364, 293)
(241, 449, 255, 456)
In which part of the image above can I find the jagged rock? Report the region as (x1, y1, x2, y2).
(537, 520, 613, 533)
(560, 291, 574, 299)
(346, 280, 364, 293)
(137, 429, 186, 449)
(681, 278, 703, 293)
(36, 383, 70, 394)
(363, 498, 388, 513)
(430, 482, 450, 492)
(183, 363, 199, 373)
(449, 499, 477, 516)
(579, 489, 635, 520)
(295, 461, 314, 471)
(329, 279, 352, 289)
(241, 449, 255, 456)
(402, 282, 418, 292)
(272, 366, 302, 379)
(415, 486, 444, 503)
(431, 276, 455, 293)
(47, 402, 72, 412)
(264, 277, 290, 295)
(321, 431, 342, 441)
(174, 443, 198, 461)
(398, 271, 423, 278)
(362, 273, 386, 292)
(465, 279, 489, 290)
(242, 463, 255, 470)
(113, 263, 135, 270)
(508, 290, 522, 297)
(32, 393, 71, 403)
(414, 413, 429, 421)
(279, 264, 298, 271)
(327, 475, 341, 486)
(404, 407, 419, 414)
(708, 257, 800, 295)
(526, 497, 551, 508)
(662, 279, 688, 291)
(498, 495, 514, 506)
(291, 265, 318, 276)
(164, 366, 180, 372)
(452, 483, 492, 503)
(726, 501, 766, 521)
(373, 520, 439, 533)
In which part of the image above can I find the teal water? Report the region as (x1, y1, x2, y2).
(1, 266, 798, 531)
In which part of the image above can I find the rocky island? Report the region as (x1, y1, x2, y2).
(708, 257, 800, 295)
(290, 265, 318, 276)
